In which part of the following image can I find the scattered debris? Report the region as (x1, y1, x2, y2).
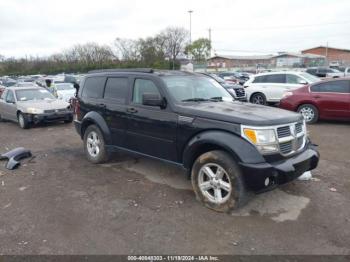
(19, 186, 28, 191)
(3, 203, 11, 209)
(0, 147, 32, 170)
(310, 177, 321, 182)
(231, 241, 239, 246)
(329, 187, 337, 192)
(298, 171, 312, 181)
(1, 181, 4, 186)
(42, 240, 47, 243)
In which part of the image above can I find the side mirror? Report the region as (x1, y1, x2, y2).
(142, 93, 165, 108)
(298, 80, 308, 85)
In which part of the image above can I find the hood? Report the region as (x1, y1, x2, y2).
(175, 101, 302, 126)
(17, 99, 69, 111)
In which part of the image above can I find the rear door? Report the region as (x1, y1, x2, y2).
(125, 77, 178, 161)
(102, 77, 129, 147)
(263, 74, 287, 102)
(310, 80, 350, 118)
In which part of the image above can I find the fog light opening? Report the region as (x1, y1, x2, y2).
(264, 178, 270, 187)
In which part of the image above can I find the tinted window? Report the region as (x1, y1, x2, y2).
(132, 79, 160, 104)
(264, 74, 286, 83)
(82, 77, 106, 99)
(286, 74, 304, 84)
(311, 81, 349, 93)
(104, 77, 128, 104)
(6, 90, 15, 102)
(253, 75, 266, 83)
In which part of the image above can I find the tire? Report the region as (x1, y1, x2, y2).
(250, 92, 267, 105)
(83, 125, 109, 164)
(18, 113, 30, 129)
(297, 104, 319, 124)
(191, 150, 248, 212)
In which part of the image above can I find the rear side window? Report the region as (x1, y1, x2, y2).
(82, 77, 106, 99)
(104, 77, 128, 104)
(6, 90, 15, 102)
(264, 74, 286, 83)
(286, 74, 303, 84)
(132, 79, 160, 104)
(311, 81, 350, 93)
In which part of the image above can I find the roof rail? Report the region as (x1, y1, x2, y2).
(88, 68, 154, 74)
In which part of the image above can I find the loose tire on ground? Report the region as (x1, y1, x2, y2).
(191, 150, 248, 212)
(297, 104, 319, 124)
(83, 124, 109, 164)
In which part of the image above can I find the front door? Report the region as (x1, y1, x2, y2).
(2, 90, 17, 121)
(125, 78, 178, 162)
(312, 80, 350, 118)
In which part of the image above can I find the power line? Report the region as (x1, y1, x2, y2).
(213, 20, 350, 31)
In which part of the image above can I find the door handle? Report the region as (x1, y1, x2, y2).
(313, 96, 321, 99)
(98, 103, 106, 109)
(127, 107, 138, 113)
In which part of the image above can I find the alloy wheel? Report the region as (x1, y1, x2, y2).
(198, 163, 232, 204)
(86, 131, 101, 158)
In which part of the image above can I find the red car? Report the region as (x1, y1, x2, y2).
(279, 78, 350, 123)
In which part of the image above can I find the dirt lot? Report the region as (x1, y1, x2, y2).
(0, 120, 349, 255)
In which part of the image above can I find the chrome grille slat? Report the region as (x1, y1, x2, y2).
(277, 126, 291, 138)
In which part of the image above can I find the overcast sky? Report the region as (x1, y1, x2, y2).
(1, 0, 350, 58)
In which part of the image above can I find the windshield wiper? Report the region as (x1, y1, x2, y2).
(181, 98, 209, 102)
(209, 96, 223, 101)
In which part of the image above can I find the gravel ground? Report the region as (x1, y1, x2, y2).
(0, 120, 349, 255)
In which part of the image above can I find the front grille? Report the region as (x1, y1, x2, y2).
(279, 141, 293, 154)
(234, 88, 245, 97)
(276, 122, 305, 156)
(295, 122, 303, 133)
(277, 126, 291, 138)
(44, 109, 67, 114)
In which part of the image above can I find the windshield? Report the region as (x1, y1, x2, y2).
(162, 76, 232, 102)
(300, 72, 320, 83)
(15, 89, 55, 101)
(56, 84, 74, 90)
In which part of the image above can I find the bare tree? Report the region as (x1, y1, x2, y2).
(113, 38, 140, 61)
(160, 27, 189, 69)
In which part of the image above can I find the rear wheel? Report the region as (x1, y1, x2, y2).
(18, 113, 30, 129)
(83, 125, 109, 163)
(250, 93, 267, 105)
(191, 150, 248, 212)
(298, 104, 319, 124)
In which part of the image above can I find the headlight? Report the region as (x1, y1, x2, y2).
(27, 107, 43, 114)
(282, 91, 293, 98)
(242, 127, 279, 154)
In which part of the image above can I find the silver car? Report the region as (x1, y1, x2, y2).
(0, 86, 73, 129)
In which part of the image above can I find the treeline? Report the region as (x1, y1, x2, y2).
(0, 26, 211, 76)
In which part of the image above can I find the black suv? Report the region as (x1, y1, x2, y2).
(74, 69, 319, 212)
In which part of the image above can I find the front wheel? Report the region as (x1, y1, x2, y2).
(191, 150, 248, 212)
(298, 104, 319, 124)
(83, 125, 109, 164)
(18, 113, 30, 129)
(250, 93, 267, 105)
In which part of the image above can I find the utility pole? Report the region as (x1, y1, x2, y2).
(188, 10, 193, 44)
(325, 41, 329, 66)
(208, 28, 212, 57)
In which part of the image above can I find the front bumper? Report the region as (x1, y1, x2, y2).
(239, 143, 319, 193)
(27, 112, 73, 124)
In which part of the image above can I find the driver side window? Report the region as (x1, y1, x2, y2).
(132, 79, 160, 104)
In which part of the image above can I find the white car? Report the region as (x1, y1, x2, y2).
(244, 71, 319, 105)
(55, 83, 76, 102)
